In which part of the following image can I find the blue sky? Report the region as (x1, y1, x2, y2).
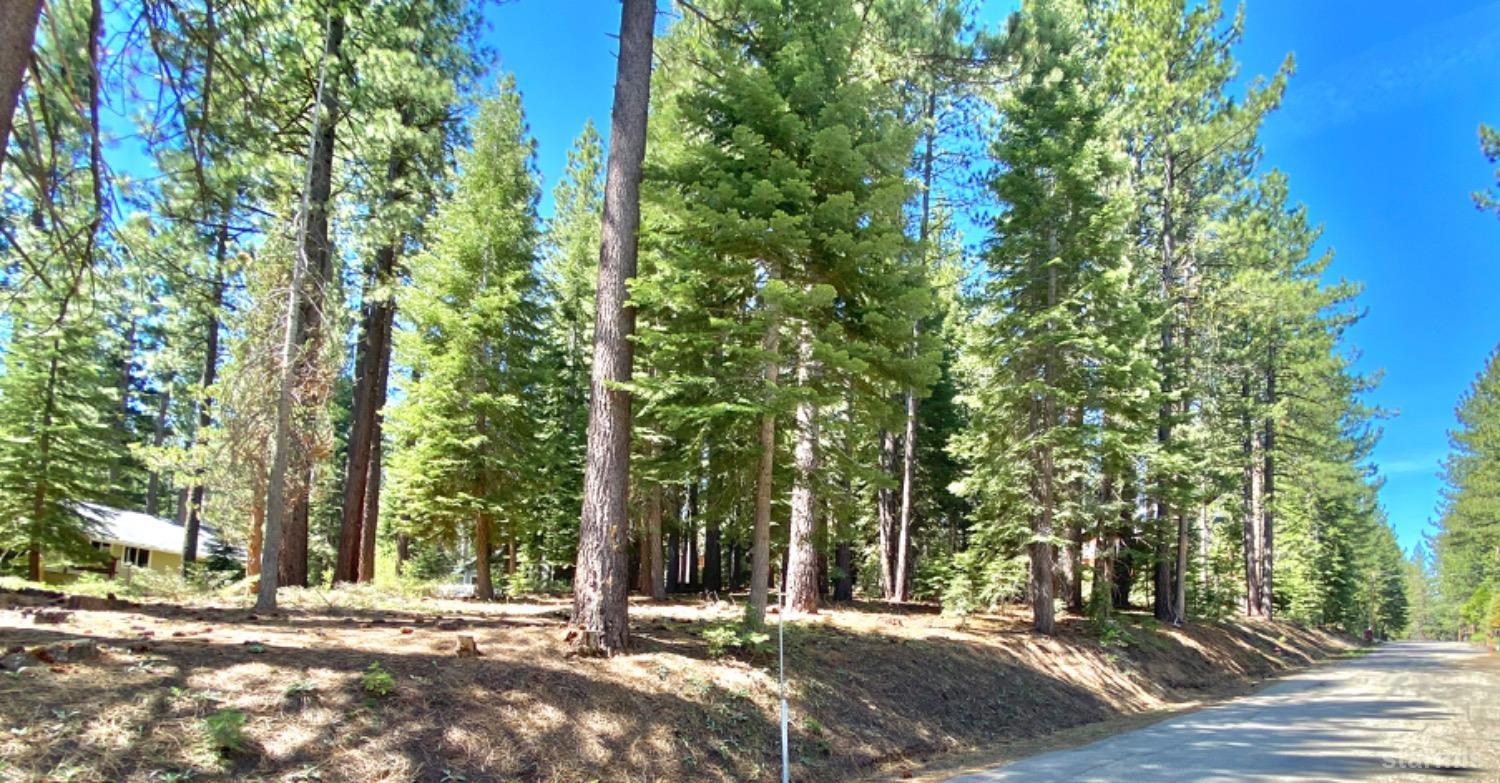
(480, 0, 1500, 555)
(1233, 0, 1500, 554)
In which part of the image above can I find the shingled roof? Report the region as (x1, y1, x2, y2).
(74, 502, 230, 554)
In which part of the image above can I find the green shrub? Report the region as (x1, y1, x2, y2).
(700, 623, 772, 659)
(202, 709, 246, 754)
(1093, 617, 1130, 649)
(701, 624, 740, 658)
(934, 548, 1029, 617)
(362, 662, 395, 697)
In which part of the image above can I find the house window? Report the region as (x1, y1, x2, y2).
(123, 547, 149, 568)
(90, 541, 108, 551)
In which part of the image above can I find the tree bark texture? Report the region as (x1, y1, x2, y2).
(0, 0, 43, 181)
(183, 227, 224, 568)
(258, 12, 344, 609)
(337, 152, 403, 583)
(877, 429, 899, 600)
(748, 312, 779, 626)
(474, 512, 493, 600)
(569, 0, 654, 655)
(783, 324, 821, 615)
(357, 300, 394, 582)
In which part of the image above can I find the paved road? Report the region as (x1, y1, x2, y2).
(948, 642, 1500, 782)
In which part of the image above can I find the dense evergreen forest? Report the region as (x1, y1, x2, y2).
(0, 0, 1492, 654)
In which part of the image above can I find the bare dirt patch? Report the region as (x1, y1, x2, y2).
(0, 589, 1351, 782)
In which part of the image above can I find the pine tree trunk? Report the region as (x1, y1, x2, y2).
(703, 508, 721, 592)
(145, 386, 170, 517)
(568, 0, 654, 655)
(246, 471, 265, 578)
(1065, 515, 1085, 614)
(1114, 477, 1137, 610)
(686, 480, 699, 586)
(0, 0, 42, 181)
(666, 522, 680, 593)
(394, 532, 409, 576)
(338, 150, 404, 583)
(1198, 504, 1213, 602)
(1030, 417, 1056, 634)
(749, 310, 780, 626)
(474, 512, 493, 601)
(1171, 277, 1196, 626)
(894, 390, 917, 602)
(1242, 373, 1267, 618)
(1153, 508, 1173, 620)
(834, 542, 853, 601)
(1061, 415, 1085, 616)
(1093, 468, 1117, 617)
(816, 506, 829, 598)
(877, 429, 899, 600)
(1031, 256, 1059, 635)
(1173, 511, 1189, 625)
(183, 231, 224, 569)
(358, 434, 384, 582)
(357, 302, 393, 582)
(28, 348, 60, 582)
(278, 488, 310, 588)
(1153, 152, 1178, 624)
(784, 325, 821, 615)
(894, 91, 937, 605)
(637, 480, 656, 596)
(336, 299, 375, 582)
(1260, 348, 1277, 619)
(647, 482, 665, 600)
(1245, 450, 1266, 617)
(111, 318, 136, 494)
(834, 387, 856, 602)
(258, 12, 344, 610)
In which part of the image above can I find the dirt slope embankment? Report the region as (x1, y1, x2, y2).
(0, 587, 1350, 782)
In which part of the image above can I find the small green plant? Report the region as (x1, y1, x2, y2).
(742, 629, 772, 656)
(284, 679, 317, 698)
(362, 662, 395, 697)
(700, 622, 773, 659)
(1093, 618, 1130, 649)
(802, 717, 824, 736)
(702, 624, 740, 658)
(202, 709, 246, 754)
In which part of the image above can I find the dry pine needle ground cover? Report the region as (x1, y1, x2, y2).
(0, 586, 1351, 783)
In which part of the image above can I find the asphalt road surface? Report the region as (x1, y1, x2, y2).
(947, 642, 1500, 782)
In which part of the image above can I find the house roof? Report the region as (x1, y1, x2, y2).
(75, 503, 227, 555)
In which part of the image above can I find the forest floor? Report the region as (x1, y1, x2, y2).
(0, 584, 1354, 783)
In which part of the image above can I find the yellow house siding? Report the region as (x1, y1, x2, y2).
(41, 542, 185, 582)
(106, 542, 182, 573)
(147, 549, 183, 574)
